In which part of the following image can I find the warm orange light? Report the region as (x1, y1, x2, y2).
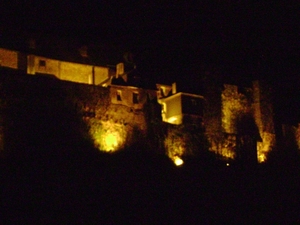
(257, 152, 266, 163)
(164, 133, 185, 166)
(167, 116, 177, 123)
(220, 149, 236, 160)
(89, 120, 126, 152)
(256, 132, 274, 163)
(104, 133, 119, 151)
(173, 156, 184, 166)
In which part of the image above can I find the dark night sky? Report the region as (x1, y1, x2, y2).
(0, 1, 299, 86)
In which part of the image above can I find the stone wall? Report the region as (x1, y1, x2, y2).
(203, 83, 223, 158)
(252, 80, 276, 162)
(27, 55, 60, 76)
(205, 81, 276, 163)
(110, 85, 156, 110)
(27, 54, 110, 85)
(0, 71, 156, 157)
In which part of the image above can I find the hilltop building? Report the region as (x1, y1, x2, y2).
(0, 45, 298, 165)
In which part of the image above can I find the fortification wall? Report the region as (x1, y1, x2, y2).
(60, 61, 92, 83)
(0, 71, 154, 157)
(27, 55, 110, 85)
(252, 80, 276, 162)
(27, 55, 60, 76)
(205, 81, 275, 163)
(203, 82, 223, 156)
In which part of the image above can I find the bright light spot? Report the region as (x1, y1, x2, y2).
(90, 120, 127, 152)
(167, 116, 177, 123)
(105, 133, 118, 151)
(173, 156, 184, 166)
(258, 153, 266, 163)
(226, 163, 230, 166)
(257, 133, 275, 163)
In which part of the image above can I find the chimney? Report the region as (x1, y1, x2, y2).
(116, 62, 124, 78)
(172, 82, 177, 94)
(79, 45, 88, 58)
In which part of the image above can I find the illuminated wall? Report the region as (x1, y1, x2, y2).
(164, 124, 206, 166)
(252, 81, 275, 162)
(27, 55, 60, 76)
(0, 47, 279, 164)
(93, 66, 110, 85)
(159, 93, 182, 124)
(203, 83, 223, 158)
(221, 84, 250, 134)
(86, 86, 156, 152)
(60, 61, 92, 83)
(109, 85, 156, 110)
(27, 54, 110, 85)
(88, 103, 149, 152)
(206, 82, 276, 163)
(156, 83, 172, 99)
(0, 48, 18, 69)
(164, 125, 186, 165)
(0, 73, 156, 155)
(158, 92, 204, 125)
(216, 84, 251, 159)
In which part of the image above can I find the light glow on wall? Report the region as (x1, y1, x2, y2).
(90, 120, 127, 152)
(165, 133, 186, 166)
(103, 132, 120, 151)
(167, 116, 177, 123)
(257, 132, 275, 163)
(220, 150, 236, 160)
(257, 153, 266, 163)
(221, 85, 249, 134)
(173, 155, 184, 166)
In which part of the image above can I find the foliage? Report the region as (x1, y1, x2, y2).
(164, 123, 209, 160)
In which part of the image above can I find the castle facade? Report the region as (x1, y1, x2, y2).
(0, 46, 298, 165)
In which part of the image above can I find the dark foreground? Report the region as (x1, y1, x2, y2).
(1, 146, 300, 224)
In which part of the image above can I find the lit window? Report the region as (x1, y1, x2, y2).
(133, 92, 139, 104)
(117, 90, 122, 101)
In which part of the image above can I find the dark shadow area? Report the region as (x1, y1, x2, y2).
(0, 72, 299, 224)
(236, 114, 261, 167)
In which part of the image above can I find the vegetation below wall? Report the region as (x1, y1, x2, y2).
(1, 144, 300, 224)
(0, 72, 97, 157)
(0, 70, 156, 156)
(0, 70, 300, 223)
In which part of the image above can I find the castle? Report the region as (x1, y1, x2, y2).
(0, 45, 299, 165)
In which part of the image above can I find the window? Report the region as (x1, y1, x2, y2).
(191, 99, 197, 106)
(133, 92, 139, 104)
(117, 90, 122, 101)
(39, 60, 46, 67)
